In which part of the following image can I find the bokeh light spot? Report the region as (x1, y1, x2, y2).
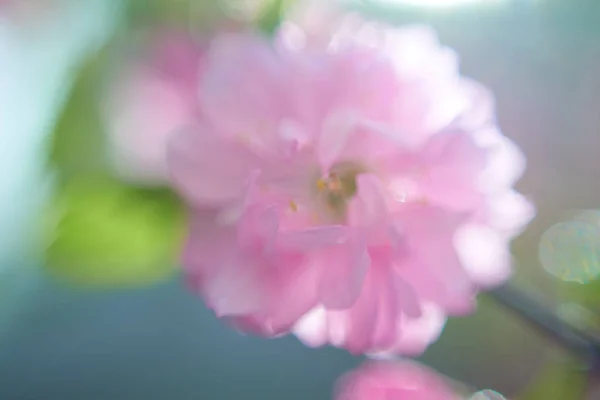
(574, 209, 600, 227)
(469, 390, 506, 399)
(539, 221, 600, 284)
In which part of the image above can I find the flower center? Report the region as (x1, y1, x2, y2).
(315, 162, 363, 220)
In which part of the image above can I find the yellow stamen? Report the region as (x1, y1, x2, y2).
(316, 178, 327, 191)
(415, 196, 430, 205)
(289, 200, 298, 212)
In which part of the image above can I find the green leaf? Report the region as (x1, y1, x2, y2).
(516, 357, 587, 400)
(44, 178, 186, 288)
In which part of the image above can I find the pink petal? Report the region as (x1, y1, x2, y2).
(276, 226, 348, 251)
(485, 190, 535, 236)
(370, 302, 447, 358)
(393, 275, 422, 319)
(454, 224, 512, 288)
(317, 112, 358, 171)
(181, 209, 234, 275)
(318, 117, 403, 172)
(316, 235, 370, 309)
(261, 259, 322, 335)
(422, 130, 487, 212)
(167, 125, 260, 205)
(237, 204, 279, 252)
(327, 47, 400, 121)
(370, 267, 399, 350)
(395, 303, 447, 357)
(199, 34, 289, 155)
(342, 268, 380, 354)
(474, 127, 526, 192)
(457, 78, 496, 129)
(293, 306, 329, 347)
(395, 206, 476, 315)
(182, 210, 264, 316)
(205, 260, 265, 317)
(348, 174, 389, 228)
(183, 209, 318, 330)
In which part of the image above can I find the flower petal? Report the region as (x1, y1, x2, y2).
(348, 174, 389, 228)
(293, 306, 329, 347)
(318, 117, 403, 172)
(342, 269, 380, 354)
(370, 267, 399, 351)
(422, 130, 487, 212)
(167, 125, 260, 205)
(474, 127, 526, 192)
(395, 302, 447, 356)
(317, 235, 370, 309)
(454, 223, 512, 288)
(276, 226, 348, 252)
(395, 206, 476, 315)
(199, 34, 289, 155)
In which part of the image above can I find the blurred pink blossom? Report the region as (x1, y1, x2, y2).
(103, 32, 206, 185)
(169, 22, 533, 355)
(334, 360, 459, 400)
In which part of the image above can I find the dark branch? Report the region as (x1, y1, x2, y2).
(490, 284, 600, 370)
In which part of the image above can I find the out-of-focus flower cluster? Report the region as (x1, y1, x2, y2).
(104, 30, 206, 186)
(335, 360, 461, 400)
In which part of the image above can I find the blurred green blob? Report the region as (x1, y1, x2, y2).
(44, 178, 185, 288)
(539, 221, 600, 284)
(515, 357, 586, 400)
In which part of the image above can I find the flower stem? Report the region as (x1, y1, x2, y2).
(490, 284, 600, 370)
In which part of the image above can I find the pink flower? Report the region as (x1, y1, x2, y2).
(103, 32, 205, 185)
(169, 24, 532, 354)
(334, 360, 459, 400)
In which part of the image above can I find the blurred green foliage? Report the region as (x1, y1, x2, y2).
(516, 356, 587, 400)
(44, 178, 185, 288)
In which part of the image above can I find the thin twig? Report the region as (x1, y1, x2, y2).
(490, 284, 600, 370)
